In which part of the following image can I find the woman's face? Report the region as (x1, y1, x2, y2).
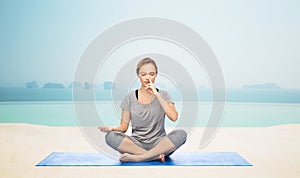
(138, 63, 157, 88)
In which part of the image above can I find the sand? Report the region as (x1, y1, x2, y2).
(1, 124, 299, 178)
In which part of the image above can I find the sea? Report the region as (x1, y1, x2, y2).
(0, 88, 300, 127)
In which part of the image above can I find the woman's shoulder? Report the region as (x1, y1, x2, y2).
(158, 89, 171, 96)
(158, 89, 173, 102)
(123, 90, 136, 100)
(158, 89, 169, 95)
(121, 91, 136, 108)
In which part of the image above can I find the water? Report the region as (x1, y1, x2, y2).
(0, 88, 300, 103)
(0, 101, 299, 127)
(0, 88, 299, 126)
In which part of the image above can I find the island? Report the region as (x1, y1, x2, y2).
(43, 83, 65, 89)
(68, 81, 83, 88)
(243, 83, 281, 89)
(26, 81, 39, 88)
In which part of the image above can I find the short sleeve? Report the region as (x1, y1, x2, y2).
(120, 93, 131, 112)
(161, 90, 173, 104)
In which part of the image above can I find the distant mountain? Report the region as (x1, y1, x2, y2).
(243, 83, 281, 89)
(84, 82, 97, 90)
(104, 82, 115, 90)
(68, 81, 83, 88)
(26, 81, 39, 88)
(43, 83, 65, 89)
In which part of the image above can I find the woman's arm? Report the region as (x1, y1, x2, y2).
(154, 92, 178, 122)
(98, 109, 130, 133)
(146, 79, 178, 122)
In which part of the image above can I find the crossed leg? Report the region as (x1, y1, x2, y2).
(105, 130, 186, 162)
(118, 137, 176, 162)
(117, 137, 147, 155)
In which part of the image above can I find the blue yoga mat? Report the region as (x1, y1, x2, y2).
(36, 152, 252, 166)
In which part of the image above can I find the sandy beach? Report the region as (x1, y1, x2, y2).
(1, 124, 299, 178)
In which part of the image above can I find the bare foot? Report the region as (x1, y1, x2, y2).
(120, 153, 166, 163)
(119, 153, 140, 162)
(158, 154, 165, 162)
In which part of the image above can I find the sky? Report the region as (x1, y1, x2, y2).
(0, 0, 300, 88)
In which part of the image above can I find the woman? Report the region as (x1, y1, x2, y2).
(98, 58, 187, 162)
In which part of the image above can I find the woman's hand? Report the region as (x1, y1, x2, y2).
(98, 110, 130, 133)
(145, 78, 158, 95)
(98, 126, 113, 133)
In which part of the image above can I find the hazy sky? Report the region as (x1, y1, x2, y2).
(0, 0, 299, 88)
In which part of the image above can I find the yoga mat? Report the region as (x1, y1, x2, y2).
(36, 152, 252, 166)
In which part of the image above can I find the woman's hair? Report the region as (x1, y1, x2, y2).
(136, 58, 158, 75)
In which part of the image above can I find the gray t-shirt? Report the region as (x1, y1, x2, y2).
(120, 90, 173, 144)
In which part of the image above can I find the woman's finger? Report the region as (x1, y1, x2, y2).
(149, 78, 153, 84)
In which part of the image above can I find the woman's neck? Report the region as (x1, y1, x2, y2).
(139, 87, 152, 96)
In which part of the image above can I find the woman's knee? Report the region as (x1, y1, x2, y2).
(105, 131, 125, 150)
(167, 129, 187, 148)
